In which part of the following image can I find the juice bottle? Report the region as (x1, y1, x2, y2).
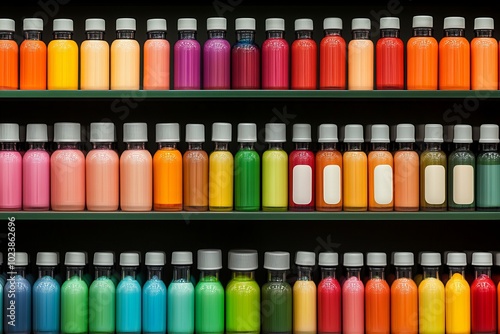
(33, 252, 60, 334)
(348, 18, 373, 90)
(376, 17, 404, 90)
(4, 252, 31, 334)
(111, 18, 140, 90)
(61, 252, 88, 334)
(262, 18, 289, 89)
(48, 19, 78, 90)
(262, 123, 288, 211)
(291, 19, 317, 90)
(234, 123, 260, 211)
(231, 18, 260, 89)
(142, 252, 167, 334)
(391, 252, 418, 334)
(471, 17, 498, 90)
(445, 252, 470, 333)
(0, 123, 22, 210)
(203, 17, 230, 90)
(0, 19, 18, 90)
(116, 252, 141, 334)
(293, 251, 316, 334)
(143, 18, 170, 90)
(471, 252, 497, 334)
(418, 252, 445, 334)
(343, 124, 367, 211)
(168, 251, 194, 334)
(80, 18, 109, 90)
(208, 122, 233, 211)
(20, 18, 47, 90)
(365, 252, 389, 334)
(476, 124, 500, 210)
(89, 252, 115, 334)
(368, 124, 394, 211)
(174, 18, 201, 90)
(289, 123, 315, 211)
(317, 252, 341, 334)
(393, 123, 419, 211)
(183, 124, 208, 211)
(319, 17, 346, 90)
(342, 252, 364, 334)
(439, 16, 470, 90)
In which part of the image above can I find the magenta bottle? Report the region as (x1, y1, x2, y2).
(203, 17, 230, 89)
(23, 124, 50, 211)
(0, 123, 22, 210)
(262, 18, 289, 89)
(174, 18, 201, 90)
(231, 17, 260, 89)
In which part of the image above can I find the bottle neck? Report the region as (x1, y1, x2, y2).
(14, 266, 26, 277)
(346, 142, 363, 151)
(148, 31, 166, 39)
(481, 143, 498, 152)
(425, 142, 442, 151)
(413, 27, 433, 37)
(369, 266, 385, 279)
(173, 265, 191, 281)
(208, 30, 226, 39)
(325, 29, 341, 36)
(179, 30, 196, 40)
(67, 266, 84, 279)
(236, 30, 255, 42)
(158, 142, 178, 150)
(126, 142, 146, 150)
(122, 266, 137, 279)
(239, 142, 255, 150)
(28, 142, 47, 150)
(188, 142, 203, 150)
(448, 266, 465, 276)
(117, 30, 135, 39)
(444, 28, 465, 37)
(266, 30, 284, 39)
(214, 142, 229, 151)
(352, 30, 370, 39)
(92, 142, 113, 150)
(147, 266, 163, 280)
(475, 266, 491, 278)
(95, 266, 112, 279)
(475, 29, 493, 38)
(296, 30, 312, 39)
(24, 30, 42, 40)
(297, 265, 313, 281)
(57, 142, 79, 150)
(0, 142, 18, 151)
(54, 31, 73, 40)
(294, 142, 310, 150)
(86, 31, 104, 40)
(321, 267, 337, 280)
(346, 267, 362, 279)
(454, 143, 470, 151)
(38, 266, 56, 278)
(200, 269, 219, 280)
(267, 142, 284, 150)
(396, 266, 413, 279)
(232, 270, 255, 280)
(0, 31, 14, 40)
(381, 29, 399, 38)
(423, 266, 439, 279)
(320, 142, 337, 150)
(398, 142, 414, 151)
(371, 142, 389, 151)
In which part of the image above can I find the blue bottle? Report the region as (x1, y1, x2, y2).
(168, 251, 195, 334)
(116, 252, 141, 334)
(4, 252, 31, 334)
(142, 252, 167, 334)
(89, 252, 116, 334)
(33, 252, 60, 334)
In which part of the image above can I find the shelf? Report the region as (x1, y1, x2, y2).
(2, 211, 499, 221)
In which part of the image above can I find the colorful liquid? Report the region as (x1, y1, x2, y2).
(153, 147, 183, 211)
(86, 148, 119, 211)
(234, 148, 260, 211)
(231, 41, 260, 89)
(144, 38, 170, 90)
(61, 276, 88, 334)
(445, 273, 470, 334)
(289, 149, 315, 211)
(420, 150, 447, 211)
(319, 34, 346, 90)
(0, 151, 22, 210)
(209, 150, 233, 211)
(4, 275, 31, 334)
(406, 36, 438, 90)
(317, 276, 341, 334)
(376, 36, 404, 89)
(168, 282, 195, 334)
(343, 151, 368, 211)
(448, 149, 475, 210)
(33, 276, 60, 334)
(47, 39, 78, 90)
(195, 276, 225, 334)
(348, 39, 374, 90)
(471, 274, 497, 334)
(142, 276, 167, 334)
(23, 148, 50, 210)
(50, 149, 85, 211)
(174, 38, 201, 90)
(110, 39, 140, 90)
(342, 276, 364, 334)
(0, 40, 18, 89)
(439, 36, 470, 90)
(393, 150, 419, 211)
(476, 152, 500, 210)
(261, 36, 289, 89)
(183, 149, 208, 211)
(120, 149, 153, 211)
(262, 148, 288, 211)
(391, 277, 418, 334)
(471, 36, 498, 90)
(315, 149, 342, 211)
(20, 38, 46, 90)
(80, 40, 109, 90)
(418, 277, 445, 334)
(203, 37, 231, 89)
(225, 275, 260, 334)
(261, 280, 292, 334)
(291, 38, 317, 89)
(365, 277, 389, 334)
(116, 276, 141, 334)
(368, 150, 394, 211)
(293, 280, 316, 334)
(89, 276, 115, 334)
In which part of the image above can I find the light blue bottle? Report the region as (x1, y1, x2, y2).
(116, 252, 141, 334)
(143, 252, 167, 334)
(89, 252, 116, 334)
(4, 252, 31, 334)
(168, 251, 195, 334)
(33, 252, 60, 334)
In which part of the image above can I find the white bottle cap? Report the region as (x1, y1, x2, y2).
(295, 18, 313, 31)
(116, 18, 136, 31)
(185, 123, 205, 143)
(53, 18, 73, 32)
(380, 17, 400, 29)
(352, 18, 371, 31)
(324, 17, 342, 30)
(295, 251, 315, 266)
(424, 124, 443, 143)
(265, 18, 285, 31)
(36, 252, 58, 266)
(13, 252, 29, 266)
(447, 252, 467, 266)
(23, 18, 43, 31)
(212, 122, 232, 142)
(237, 123, 257, 142)
(292, 123, 312, 142)
(0, 19, 15, 32)
(145, 251, 166, 266)
(420, 252, 441, 266)
(318, 124, 338, 143)
(197, 249, 222, 270)
(156, 123, 180, 142)
(344, 252, 363, 267)
(395, 123, 415, 143)
(120, 252, 139, 266)
(444, 16, 465, 30)
(235, 18, 255, 31)
(264, 251, 290, 270)
(472, 252, 493, 266)
(0, 123, 20, 142)
(318, 252, 339, 266)
(172, 251, 193, 265)
(123, 122, 148, 142)
(343, 124, 364, 143)
(90, 122, 115, 142)
(65, 252, 86, 266)
(228, 249, 258, 270)
(453, 124, 473, 144)
(178, 18, 197, 31)
(93, 252, 114, 266)
(207, 17, 226, 31)
(474, 17, 494, 30)
(26, 124, 48, 142)
(85, 18, 105, 31)
(370, 124, 390, 143)
(265, 123, 286, 142)
(147, 18, 167, 32)
(367, 252, 387, 266)
(54, 122, 81, 142)
(393, 252, 414, 266)
(479, 124, 500, 143)
(412, 15, 433, 28)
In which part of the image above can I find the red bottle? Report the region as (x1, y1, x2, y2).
(471, 252, 497, 334)
(291, 19, 317, 90)
(376, 17, 404, 90)
(319, 17, 346, 90)
(262, 18, 289, 89)
(289, 123, 315, 211)
(317, 252, 341, 334)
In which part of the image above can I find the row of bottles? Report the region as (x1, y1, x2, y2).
(3, 250, 500, 334)
(1, 121, 500, 212)
(0, 15, 499, 90)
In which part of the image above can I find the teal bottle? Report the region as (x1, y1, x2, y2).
(235, 123, 261, 211)
(261, 251, 292, 334)
(195, 249, 224, 334)
(168, 251, 195, 334)
(33, 252, 60, 334)
(476, 124, 500, 210)
(448, 124, 475, 211)
(61, 252, 88, 334)
(89, 252, 115, 334)
(116, 252, 141, 334)
(142, 251, 167, 334)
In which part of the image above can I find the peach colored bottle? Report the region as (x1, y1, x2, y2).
(471, 17, 498, 90)
(391, 252, 418, 334)
(47, 19, 79, 90)
(0, 19, 18, 90)
(183, 124, 208, 211)
(20, 18, 47, 90)
(368, 124, 393, 211)
(120, 123, 152, 211)
(343, 124, 367, 211)
(393, 124, 419, 211)
(348, 18, 373, 90)
(111, 18, 140, 90)
(80, 18, 110, 90)
(153, 123, 182, 211)
(143, 18, 170, 90)
(86, 122, 119, 211)
(51, 122, 85, 211)
(439, 17, 470, 90)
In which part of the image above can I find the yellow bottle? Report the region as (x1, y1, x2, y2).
(445, 252, 471, 334)
(48, 18, 78, 90)
(80, 18, 109, 90)
(111, 18, 140, 90)
(418, 252, 445, 334)
(293, 251, 316, 334)
(343, 124, 368, 211)
(262, 123, 288, 211)
(209, 122, 233, 211)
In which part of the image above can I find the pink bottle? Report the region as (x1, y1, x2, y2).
(261, 18, 289, 89)
(23, 123, 50, 210)
(86, 122, 119, 211)
(342, 252, 365, 334)
(51, 122, 86, 211)
(120, 122, 152, 211)
(0, 123, 22, 210)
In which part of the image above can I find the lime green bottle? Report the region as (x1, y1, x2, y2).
(89, 252, 115, 334)
(61, 252, 88, 334)
(262, 123, 288, 211)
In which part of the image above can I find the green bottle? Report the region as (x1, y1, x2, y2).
(262, 123, 288, 211)
(89, 252, 116, 334)
(476, 124, 500, 210)
(61, 252, 89, 334)
(235, 123, 261, 211)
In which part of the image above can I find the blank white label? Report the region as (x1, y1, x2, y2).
(323, 165, 341, 204)
(424, 165, 446, 204)
(453, 165, 474, 205)
(374, 164, 393, 204)
(293, 165, 312, 204)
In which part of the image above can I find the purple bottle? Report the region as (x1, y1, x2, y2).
(174, 18, 201, 90)
(203, 17, 230, 90)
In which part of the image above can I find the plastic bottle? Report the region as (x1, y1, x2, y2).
(168, 251, 194, 334)
(319, 17, 346, 90)
(445, 252, 470, 333)
(231, 18, 260, 89)
(235, 123, 260, 211)
(20, 18, 46, 90)
(293, 251, 316, 334)
(471, 252, 497, 334)
(143, 18, 170, 90)
(368, 124, 394, 211)
(89, 252, 115, 334)
(343, 124, 367, 211)
(143, 251, 167, 334)
(262, 18, 289, 89)
(291, 19, 317, 90)
(262, 123, 288, 211)
(342, 252, 364, 334)
(174, 18, 201, 90)
(439, 16, 470, 90)
(476, 124, 500, 210)
(33, 252, 60, 334)
(116, 252, 141, 334)
(317, 252, 341, 334)
(0, 123, 22, 210)
(61, 252, 88, 334)
(365, 252, 389, 334)
(471, 17, 498, 90)
(393, 123, 419, 211)
(289, 124, 315, 211)
(391, 252, 418, 334)
(80, 18, 109, 90)
(48, 18, 78, 90)
(418, 252, 445, 334)
(111, 18, 140, 90)
(376, 17, 404, 90)
(203, 17, 230, 89)
(348, 18, 373, 90)
(3, 252, 31, 334)
(0, 19, 18, 90)
(183, 124, 208, 211)
(209, 122, 233, 211)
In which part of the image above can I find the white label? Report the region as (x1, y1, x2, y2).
(323, 165, 341, 204)
(374, 164, 393, 204)
(424, 165, 446, 205)
(453, 165, 474, 205)
(293, 165, 312, 204)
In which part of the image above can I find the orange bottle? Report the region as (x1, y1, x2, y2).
(365, 252, 390, 334)
(471, 17, 498, 90)
(391, 252, 418, 334)
(406, 15, 438, 90)
(291, 18, 317, 90)
(0, 19, 18, 90)
(368, 124, 393, 211)
(315, 124, 342, 211)
(20, 18, 47, 90)
(439, 16, 470, 90)
(393, 124, 419, 211)
(143, 18, 170, 90)
(343, 124, 367, 211)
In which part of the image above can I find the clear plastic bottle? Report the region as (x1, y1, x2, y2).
(418, 252, 445, 333)
(439, 16, 470, 90)
(289, 124, 315, 211)
(183, 124, 208, 211)
(48, 18, 78, 90)
(393, 124, 419, 211)
(80, 18, 109, 90)
(168, 251, 195, 334)
(343, 124, 367, 211)
(143, 251, 167, 334)
(368, 124, 394, 211)
(348, 18, 373, 90)
(317, 252, 341, 334)
(316, 124, 342, 211)
(174, 18, 201, 90)
(376, 17, 404, 90)
(89, 252, 115, 334)
(235, 123, 260, 211)
(203, 17, 230, 90)
(111, 18, 140, 90)
(231, 18, 260, 89)
(365, 252, 389, 334)
(445, 252, 470, 333)
(291, 19, 317, 90)
(4, 252, 31, 334)
(33, 252, 60, 334)
(0, 18, 18, 90)
(471, 17, 497, 90)
(144, 18, 170, 90)
(262, 18, 289, 90)
(476, 124, 500, 210)
(319, 17, 346, 90)
(342, 252, 364, 334)
(470, 252, 497, 333)
(293, 251, 316, 334)
(116, 252, 141, 334)
(20, 18, 47, 90)
(262, 123, 288, 211)
(61, 252, 88, 334)
(209, 122, 233, 211)
(391, 252, 418, 333)
(0, 123, 22, 210)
